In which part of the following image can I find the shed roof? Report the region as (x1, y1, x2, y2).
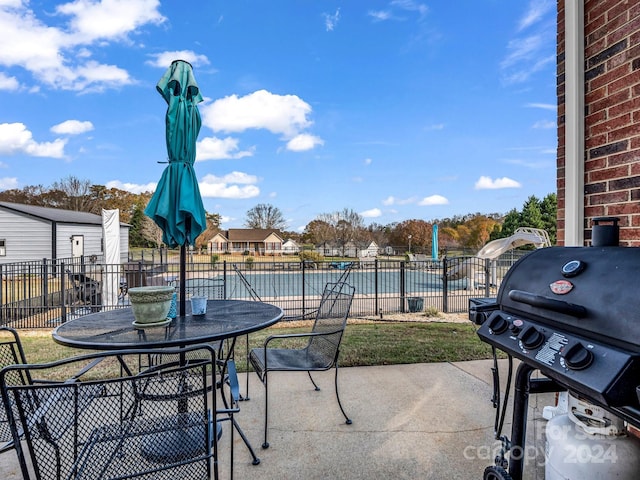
(0, 201, 127, 226)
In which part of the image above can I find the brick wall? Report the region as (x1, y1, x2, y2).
(557, 0, 640, 246)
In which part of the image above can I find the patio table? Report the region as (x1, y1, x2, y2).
(52, 299, 283, 350)
(52, 299, 283, 465)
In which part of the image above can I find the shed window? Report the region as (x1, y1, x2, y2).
(0, 239, 5, 256)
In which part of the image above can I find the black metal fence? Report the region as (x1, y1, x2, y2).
(0, 252, 530, 329)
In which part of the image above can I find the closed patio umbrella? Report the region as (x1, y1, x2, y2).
(145, 60, 207, 315)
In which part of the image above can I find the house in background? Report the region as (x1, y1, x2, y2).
(208, 232, 228, 255)
(208, 229, 284, 255)
(360, 241, 379, 257)
(316, 240, 379, 258)
(0, 201, 130, 264)
(282, 239, 300, 255)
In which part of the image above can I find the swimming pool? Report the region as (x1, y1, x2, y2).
(220, 268, 469, 300)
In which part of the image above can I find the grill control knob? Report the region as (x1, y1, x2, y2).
(487, 315, 508, 335)
(561, 341, 594, 370)
(518, 325, 545, 349)
(509, 318, 524, 335)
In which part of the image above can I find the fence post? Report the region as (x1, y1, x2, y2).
(442, 257, 449, 313)
(0, 264, 3, 323)
(42, 259, 49, 308)
(61, 261, 67, 322)
(301, 260, 307, 317)
(400, 260, 406, 313)
(223, 261, 227, 299)
(484, 258, 491, 297)
(374, 259, 379, 316)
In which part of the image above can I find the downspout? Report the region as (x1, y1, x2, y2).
(51, 221, 57, 259)
(564, 0, 585, 246)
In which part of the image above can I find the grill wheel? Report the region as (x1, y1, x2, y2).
(483, 465, 512, 480)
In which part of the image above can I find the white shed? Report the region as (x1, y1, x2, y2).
(282, 239, 300, 255)
(0, 202, 130, 264)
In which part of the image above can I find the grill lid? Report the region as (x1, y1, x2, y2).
(496, 246, 640, 351)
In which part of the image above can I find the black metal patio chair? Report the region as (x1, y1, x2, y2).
(0, 326, 29, 454)
(65, 269, 102, 312)
(249, 281, 355, 448)
(0, 345, 219, 480)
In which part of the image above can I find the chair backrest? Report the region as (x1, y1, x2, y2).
(0, 345, 217, 480)
(178, 278, 225, 300)
(308, 282, 355, 366)
(0, 327, 29, 450)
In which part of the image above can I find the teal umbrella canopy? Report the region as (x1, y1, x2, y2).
(145, 60, 207, 248)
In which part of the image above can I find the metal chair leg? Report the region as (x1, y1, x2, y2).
(242, 334, 250, 401)
(262, 372, 270, 449)
(334, 365, 352, 425)
(307, 371, 320, 391)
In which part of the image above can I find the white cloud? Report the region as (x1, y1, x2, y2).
(364, 158, 372, 165)
(418, 195, 448, 206)
(0, 72, 19, 91)
(51, 120, 94, 135)
(501, 2, 555, 85)
(146, 50, 210, 69)
(219, 215, 234, 226)
(474, 176, 522, 190)
(201, 90, 313, 138)
(196, 136, 254, 160)
(105, 180, 156, 194)
(217, 171, 259, 184)
(501, 35, 544, 70)
(286, 133, 324, 152)
(323, 8, 340, 31)
(361, 208, 382, 218)
(199, 172, 260, 199)
(391, 0, 429, 17)
(383, 195, 416, 206)
(0, 177, 18, 190)
(424, 123, 444, 131)
(526, 102, 556, 111)
(368, 1, 428, 22)
(532, 120, 555, 129)
(368, 10, 392, 21)
(0, 0, 165, 91)
(56, 0, 165, 42)
(518, 0, 554, 31)
(0, 123, 66, 158)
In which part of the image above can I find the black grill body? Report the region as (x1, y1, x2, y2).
(471, 245, 640, 480)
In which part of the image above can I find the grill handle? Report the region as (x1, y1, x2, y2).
(508, 290, 587, 318)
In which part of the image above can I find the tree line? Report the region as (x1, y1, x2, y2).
(0, 176, 557, 254)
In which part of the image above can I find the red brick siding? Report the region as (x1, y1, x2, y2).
(557, 0, 640, 246)
(557, 0, 566, 244)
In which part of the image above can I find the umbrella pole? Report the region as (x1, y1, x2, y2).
(180, 244, 187, 316)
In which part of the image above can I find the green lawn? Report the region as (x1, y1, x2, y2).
(17, 320, 493, 371)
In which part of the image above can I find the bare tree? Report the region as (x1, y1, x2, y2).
(140, 213, 164, 248)
(50, 176, 95, 212)
(245, 203, 287, 230)
(315, 208, 365, 255)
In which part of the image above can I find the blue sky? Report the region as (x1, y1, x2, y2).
(0, 0, 557, 231)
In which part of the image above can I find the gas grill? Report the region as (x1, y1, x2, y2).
(470, 218, 640, 480)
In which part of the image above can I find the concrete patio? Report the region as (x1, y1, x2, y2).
(0, 359, 552, 480)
